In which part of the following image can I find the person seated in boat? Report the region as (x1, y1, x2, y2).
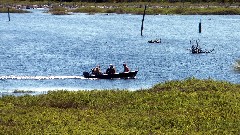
(191, 45, 195, 50)
(123, 63, 130, 72)
(92, 65, 102, 75)
(155, 39, 161, 43)
(106, 64, 116, 74)
(148, 40, 153, 43)
(191, 45, 197, 53)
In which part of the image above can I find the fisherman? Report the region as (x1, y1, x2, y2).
(191, 44, 195, 50)
(123, 63, 130, 72)
(106, 64, 116, 74)
(191, 44, 197, 53)
(92, 65, 102, 75)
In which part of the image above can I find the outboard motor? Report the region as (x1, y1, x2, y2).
(83, 72, 90, 77)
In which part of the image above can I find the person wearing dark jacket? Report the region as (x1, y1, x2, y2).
(106, 64, 116, 74)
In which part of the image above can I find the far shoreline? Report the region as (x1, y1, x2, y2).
(1, 2, 240, 15)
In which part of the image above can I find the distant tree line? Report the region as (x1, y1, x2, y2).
(8, 0, 240, 3)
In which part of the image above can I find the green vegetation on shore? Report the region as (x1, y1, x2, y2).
(48, 5, 240, 15)
(0, 7, 30, 13)
(35, 2, 240, 15)
(2, 5, 240, 15)
(48, 6, 70, 15)
(1, 0, 240, 15)
(71, 6, 240, 15)
(1, 78, 240, 134)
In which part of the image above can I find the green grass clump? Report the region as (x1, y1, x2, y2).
(0, 78, 240, 134)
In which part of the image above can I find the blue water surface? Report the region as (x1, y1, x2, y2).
(0, 9, 239, 95)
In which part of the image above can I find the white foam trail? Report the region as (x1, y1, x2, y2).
(0, 75, 86, 80)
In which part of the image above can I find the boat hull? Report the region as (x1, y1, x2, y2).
(83, 71, 138, 79)
(191, 49, 214, 54)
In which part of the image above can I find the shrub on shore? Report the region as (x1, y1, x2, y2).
(0, 78, 240, 134)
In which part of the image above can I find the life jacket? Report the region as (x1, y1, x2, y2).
(124, 66, 130, 72)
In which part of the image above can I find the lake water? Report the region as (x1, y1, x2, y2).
(0, 9, 239, 95)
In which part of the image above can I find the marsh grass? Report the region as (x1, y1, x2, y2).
(66, 2, 240, 15)
(1, 1, 240, 14)
(0, 78, 240, 134)
(0, 7, 30, 13)
(70, 6, 240, 15)
(48, 7, 70, 15)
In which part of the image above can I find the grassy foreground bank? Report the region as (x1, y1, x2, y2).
(0, 78, 240, 134)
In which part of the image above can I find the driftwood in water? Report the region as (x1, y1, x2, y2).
(141, 5, 147, 36)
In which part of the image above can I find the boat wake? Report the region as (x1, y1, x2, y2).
(0, 75, 86, 80)
(233, 60, 240, 71)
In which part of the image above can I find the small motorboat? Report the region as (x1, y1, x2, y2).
(191, 48, 214, 54)
(148, 39, 161, 43)
(83, 71, 138, 79)
(190, 40, 214, 54)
